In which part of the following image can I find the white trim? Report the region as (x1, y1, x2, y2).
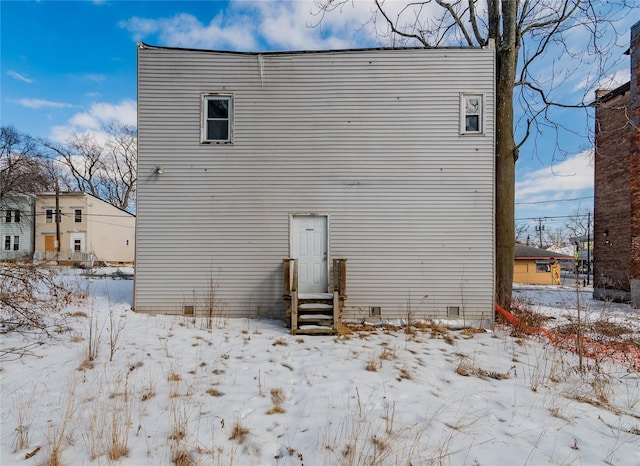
(289, 212, 330, 292)
(460, 92, 484, 135)
(201, 93, 234, 144)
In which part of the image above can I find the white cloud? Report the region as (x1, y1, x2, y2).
(119, 1, 381, 51)
(50, 99, 137, 143)
(80, 73, 107, 84)
(7, 70, 33, 83)
(581, 69, 629, 94)
(516, 150, 594, 203)
(18, 98, 72, 109)
(120, 12, 258, 50)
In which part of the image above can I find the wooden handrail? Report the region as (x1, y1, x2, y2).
(283, 258, 298, 295)
(333, 258, 347, 296)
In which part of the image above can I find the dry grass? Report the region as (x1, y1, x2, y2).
(272, 338, 288, 346)
(12, 386, 37, 452)
(206, 387, 224, 397)
(455, 357, 511, 380)
(366, 358, 380, 372)
(229, 421, 249, 442)
(266, 388, 286, 414)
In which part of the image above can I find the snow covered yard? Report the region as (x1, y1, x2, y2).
(1, 268, 639, 465)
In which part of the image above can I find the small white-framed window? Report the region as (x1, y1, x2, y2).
(3, 235, 10, 251)
(46, 209, 61, 223)
(13, 236, 19, 251)
(202, 94, 233, 143)
(74, 209, 82, 223)
(461, 93, 483, 134)
(4, 209, 20, 223)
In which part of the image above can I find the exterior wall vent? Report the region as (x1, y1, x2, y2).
(183, 305, 194, 316)
(370, 306, 381, 317)
(447, 306, 460, 317)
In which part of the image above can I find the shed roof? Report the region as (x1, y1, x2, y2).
(514, 244, 573, 260)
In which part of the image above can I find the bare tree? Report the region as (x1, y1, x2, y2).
(0, 127, 75, 358)
(515, 222, 530, 244)
(565, 208, 591, 239)
(43, 121, 137, 212)
(313, 0, 635, 308)
(0, 126, 53, 200)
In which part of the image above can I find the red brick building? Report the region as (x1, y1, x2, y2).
(593, 21, 640, 307)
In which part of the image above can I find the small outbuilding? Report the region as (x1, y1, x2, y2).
(513, 244, 573, 286)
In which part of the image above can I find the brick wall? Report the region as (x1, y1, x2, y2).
(594, 20, 640, 297)
(594, 88, 632, 291)
(630, 21, 640, 283)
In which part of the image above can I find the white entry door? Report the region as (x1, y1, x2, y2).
(292, 215, 328, 294)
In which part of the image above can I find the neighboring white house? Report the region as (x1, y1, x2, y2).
(34, 191, 135, 265)
(135, 43, 495, 326)
(0, 193, 35, 260)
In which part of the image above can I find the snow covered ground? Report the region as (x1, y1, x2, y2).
(1, 268, 639, 465)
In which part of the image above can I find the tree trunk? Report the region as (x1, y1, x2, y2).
(494, 2, 519, 310)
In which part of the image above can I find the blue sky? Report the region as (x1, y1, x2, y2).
(1, 1, 635, 239)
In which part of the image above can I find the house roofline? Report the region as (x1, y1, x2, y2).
(514, 244, 573, 260)
(137, 42, 492, 57)
(592, 81, 631, 105)
(36, 191, 136, 217)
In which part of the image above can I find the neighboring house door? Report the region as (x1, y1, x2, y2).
(292, 215, 328, 294)
(44, 235, 55, 252)
(70, 232, 85, 252)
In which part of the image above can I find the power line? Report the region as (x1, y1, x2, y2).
(516, 195, 592, 205)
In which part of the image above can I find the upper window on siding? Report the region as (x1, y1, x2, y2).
(74, 209, 82, 223)
(202, 94, 233, 143)
(461, 94, 483, 134)
(4, 209, 20, 223)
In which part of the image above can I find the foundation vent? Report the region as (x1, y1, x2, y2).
(447, 306, 460, 317)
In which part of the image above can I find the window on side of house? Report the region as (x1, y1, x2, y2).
(3, 236, 10, 251)
(13, 236, 19, 251)
(74, 239, 81, 252)
(14, 210, 20, 223)
(46, 209, 61, 223)
(461, 93, 483, 134)
(5, 210, 11, 223)
(74, 209, 82, 223)
(535, 260, 550, 273)
(202, 94, 233, 143)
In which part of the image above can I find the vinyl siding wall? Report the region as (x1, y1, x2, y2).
(135, 45, 495, 322)
(0, 195, 35, 260)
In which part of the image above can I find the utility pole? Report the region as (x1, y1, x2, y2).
(55, 178, 60, 260)
(535, 218, 545, 248)
(587, 211, 591, 286)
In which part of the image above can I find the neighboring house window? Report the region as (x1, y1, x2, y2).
(74, 209, 82, 223)
(3, 236, 10, 251)
(4, 209, 19, 223)
(13, 236, 19, 251)
(46, 209, 61, 223)
(536, 260, 550, 273)
(461, 94, 483, 134)
(202, 94, 233, 143)
(74, 239, 81, 252)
